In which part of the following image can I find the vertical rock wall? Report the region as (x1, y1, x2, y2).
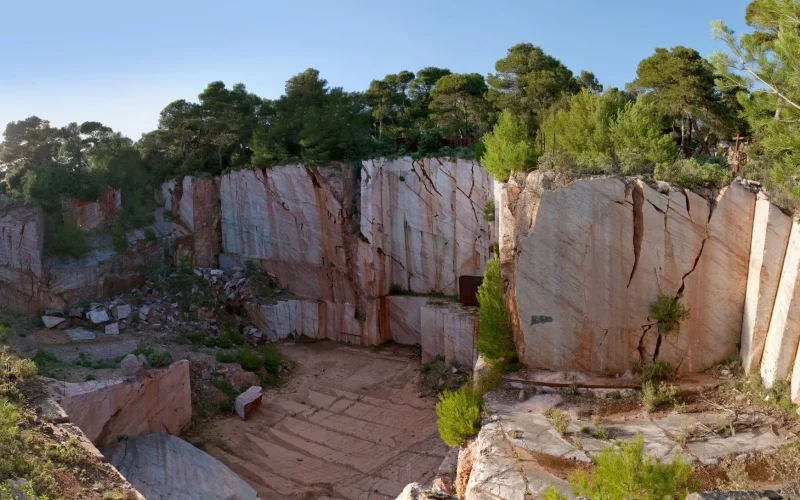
(61, 187, 122, 230)
(501, 171, 758, 373)
(0, 202, 45, 312)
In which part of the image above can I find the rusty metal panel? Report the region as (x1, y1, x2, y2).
(459, 276, 483, 306)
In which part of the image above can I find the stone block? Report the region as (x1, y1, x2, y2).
(234, 386, 263, 420)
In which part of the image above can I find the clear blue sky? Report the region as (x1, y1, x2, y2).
(0, 0, 751, 140)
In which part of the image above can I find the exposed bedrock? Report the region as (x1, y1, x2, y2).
(62, 187, 122, 230)
(502, 171, 757, 373)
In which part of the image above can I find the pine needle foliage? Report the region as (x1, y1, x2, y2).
(476, 257, 516, 368)
(435, 387, 484, 447)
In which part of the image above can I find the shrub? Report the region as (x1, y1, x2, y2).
(642, 381, 677, 413)
(215, 351, 239, 363)
(146, 351, 172, 368)
(654, 157, 731, 189)
(436, 387, 484, 446)
(569, 435, 694, 500)
(109, 223, 128, 252)
(143, 227, 157, 242)
(476, 257, 516, 368)
(481, 110, 536, 181)
(0, 324, 10, 342)
(483, 199, 495, 222)
(545, 409, 571, 436)
(633, 359, 674, 384)
(238, 348, 263, 372)
(648, 294, 689, 334)
(48, 219, 89, 258)
(263, 345, 282, 375)
(418, 130, 443, 155)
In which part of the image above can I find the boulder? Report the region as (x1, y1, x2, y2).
(64, 328, 96, 341)
(104, 322, 120, 335)
(234, 386, 263, 420)
(121, 354, 145, 378)
(105, 433, 258, 500)
(41, 315, 65, 329)
(112, 304, 132, 320)
(86, 309, 110, 324)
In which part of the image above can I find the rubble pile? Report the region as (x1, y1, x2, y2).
(41, 266, 283, 342)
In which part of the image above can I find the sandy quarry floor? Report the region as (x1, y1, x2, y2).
(197, 341, 447, 500)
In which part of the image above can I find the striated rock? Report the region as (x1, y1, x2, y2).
(55, 361, 191, 446)
(234, 386, 263, 420)
(361, 157, 495, 296)
(105, 433, 258, 500)
(741, 198, 792, 373)
(0, 203, 45, 313)
(505, 173, 755, 373)
(41, 315, 65, 329)
(386, 296, 429, 345)
(420, 301, 478, 367)
(61, 187, 122, 230)
(762, 221, 800, 389)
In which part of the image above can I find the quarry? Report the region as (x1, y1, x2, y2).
(0, 154, 799, 500)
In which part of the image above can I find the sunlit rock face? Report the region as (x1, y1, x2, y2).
(0, 202, 45, 312)
(360, 157, 496, 297)
(501, 171, 756, 373)
(61, 187, 122, 230)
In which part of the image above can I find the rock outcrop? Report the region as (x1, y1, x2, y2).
(0, 202, 45, 312)
(51, 360, 192, 446)
(61, 187, 122, 230)
(105, 433, 258, 500)
(502, 172, 756, 373)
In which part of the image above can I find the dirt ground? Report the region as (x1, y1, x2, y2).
(194, 340, 448, 500)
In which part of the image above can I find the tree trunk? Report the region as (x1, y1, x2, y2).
(680, 117, 686, 155)
(687, 116, 693, 156)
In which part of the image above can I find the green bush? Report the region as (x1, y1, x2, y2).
(654, 157, 731, 189)
(215, 351, 239, 363)
(642, 381, 677, 413)
(238, 347, 262, 372)
(648, 294, 689, 335)
(146, 351, 172, 368)
(436, 387, 484, 446)
(48, 220, 89, 258)
(476, 257, 516, 368)
(481, 110, 536, 181)
(545, 408, 571, 436)
(144, 228, 157, 242)
(0, 324, 10, 342)
(483, 199, 495, 222)
(263, 345, 282, 375)
(633, 360, 674, 384)
(418, 130, 443, 155)
(569, 435, 694, 500)
(109, 223, 128, 252)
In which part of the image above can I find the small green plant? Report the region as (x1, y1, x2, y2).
(109, 223, 128, 252)
(567, 383, 579, 396)
(483, 199, 495, 222)
(569, 435, 694, 500)
(542, 486, 568, 500)
(0, 324, 10, 342)
(633, 359, 674, 384)
(642, 381, 677, 413)
(31, 349, 68, 378)
(584, 416, 609, 439)
(648, 294, 689, 334)
(48, 219, 89, 258)
(476, 257, 516, 369)
(263, 345, 282, 374)
(215, 351, 239, 363)
(422, 356, 469, 393)
(436, 387, 484, 446)
(147, 351, 172, 368)
(474, 365, 504, 394)
(238, 347, 263, 372)
(545, 409, 571, 436)
(143, 227, 157, 242)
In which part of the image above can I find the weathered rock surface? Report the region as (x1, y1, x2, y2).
(41, 315, 65, 328)
(161, 176, 222, 268)
(105, 433, 258, 500)
(741, 198, 792, 374)
(386, 296, 430, 345)
(504, 172, 756, 373)
(0, 203, 44, 312)
(234, 386, 263, 420)
(762, 221, 800, 389)
(421, 301, 478, 367)
(61, 187, 121, 230)
(361, 157, 495, 296)
(53, 360, 191, 446)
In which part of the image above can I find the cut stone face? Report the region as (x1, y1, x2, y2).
(234, 386, 263, 421)
(41, 316, 65, 329)
(86, 309, 110, 324)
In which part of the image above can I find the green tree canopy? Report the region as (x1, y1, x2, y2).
(429, 73, 491, 138)
(487, 43, 580, 133)
(481, 110, 536, 180)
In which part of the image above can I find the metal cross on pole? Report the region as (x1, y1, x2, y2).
(732, 135, 748, 174)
